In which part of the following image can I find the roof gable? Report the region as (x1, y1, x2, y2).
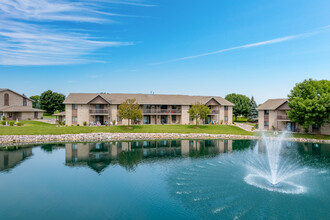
(257, 99, 288, 110)
(87, 95, 111, 104)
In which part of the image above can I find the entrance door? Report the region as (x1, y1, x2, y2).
(95, 115, 104, 125)
(161, 115, 168, 124)
(143, 116, 151, 124)
(286, 122, 296, 132)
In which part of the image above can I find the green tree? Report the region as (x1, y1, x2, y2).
(118, 99, 143, 126)
(248, 96, 258, 122)
(225, 93, 250, 120)
(40, 90, 65, 114)
(288, 79, 330, 134)
(188, 102, 211, 125)
(30, 95, 41, 108)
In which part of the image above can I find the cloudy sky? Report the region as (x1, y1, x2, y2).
(0, 0, 329, 104)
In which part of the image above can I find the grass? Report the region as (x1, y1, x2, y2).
(0, 120, 253, 136)
(43, 113, 56, 119)
(0, 121, 329, 140)
(234, 117, 248, 122)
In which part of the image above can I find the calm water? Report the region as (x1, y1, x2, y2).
(0, 139, 329, 219)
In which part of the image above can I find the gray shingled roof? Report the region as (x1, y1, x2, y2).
(0, 89, 33, 101)
(63, 93, 234, 106)
(0, 106, 45, 112)
(257, 99, 288, 110)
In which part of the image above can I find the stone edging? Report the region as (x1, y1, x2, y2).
(0, 133, 329, 147)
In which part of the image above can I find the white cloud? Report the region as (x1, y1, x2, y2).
(0, 0, 150, 65)
(150, 28, 327, 65)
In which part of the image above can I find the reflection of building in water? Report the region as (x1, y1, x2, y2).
(65, 140, 233, 173)
(0, 148, 32, 172)
(299, 142, 330, 157)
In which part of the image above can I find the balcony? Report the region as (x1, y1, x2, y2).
(209, 110, 219, 114)
(142, 109, 182, 114)
(277, 115, 290, 121)
(89, 109, 109, 115)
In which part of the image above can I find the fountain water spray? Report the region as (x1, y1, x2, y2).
(244, 131, 307, 194)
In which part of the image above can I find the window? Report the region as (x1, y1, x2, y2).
(264, 110, 269, 115)
(72, 116, 78, 123)
(312, 124, 319, 132)
(117, 117, 122, 122)
(95, 104, 104, 109)
(4, 93, 9, 106)
(172, 115, 176, 123)
(189, 117, 194, 121)
(224, 106, 228, 110)
(23, 98, 27, 106)
(224, 116, 228, 121)
(72, 144, 78, 150)
(34, 112, 38, 119)
(264, 121, 269, 127)
(72, 104, 78, 110)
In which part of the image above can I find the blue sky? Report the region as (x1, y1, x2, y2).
(0, 0, 329, 104)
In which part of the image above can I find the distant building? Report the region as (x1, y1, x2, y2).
(257, 99, 330, 135)
(0, 89, 44, 120)
(63, 93, 234, 126)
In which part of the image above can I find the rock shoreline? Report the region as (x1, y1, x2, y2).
(0, 133, 329, 147)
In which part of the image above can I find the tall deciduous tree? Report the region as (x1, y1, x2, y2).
(225, 93, 250, 120)
(30, 95, 41, 108)
(40, 90, 65, 114)
(248, 96, 258, 122)
(188, 103, 211, 125)
(288, 79, 330, 134)
(118, 99, 143, 126)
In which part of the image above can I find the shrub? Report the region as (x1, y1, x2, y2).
(71, 124, 74, 126)
(41, 117, 43, 119)
(1, 121, 6, 125)
(77, 124, 80, 126)
(251, 127, 255, 131)
(1, 116, 6, 121)
(16, 122, 22, 126)
(28, 118, 31, 120)
(83, 121, 87, 126)
(112, 120, 116, 126)
(9, 121, 14, 126)
(220, 120, 223, 125)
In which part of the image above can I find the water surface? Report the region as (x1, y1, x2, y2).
(0, 139, 329, 219)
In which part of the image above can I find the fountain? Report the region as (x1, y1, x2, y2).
(244, 132, 307, 194)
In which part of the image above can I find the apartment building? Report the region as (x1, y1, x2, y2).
(0, 89, 44, 120)
(63, 93, 234, 126)
(258, 99, 330, 135)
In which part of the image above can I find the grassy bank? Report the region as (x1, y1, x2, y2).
(0, 120, 253, 136)
(0, 121, 329, 140)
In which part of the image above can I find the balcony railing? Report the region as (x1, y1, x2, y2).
(277, 115, 290, 120)
(142, 109, 182, 114)
(210, 110, 219, 114)
(89, 109, 109, 114)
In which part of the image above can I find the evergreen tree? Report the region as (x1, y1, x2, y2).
(248, 96, 258, 122)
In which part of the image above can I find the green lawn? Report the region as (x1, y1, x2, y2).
(0, 120, 253, 136)
(43, 113, 56, 119)
(1, 121, 329, 140)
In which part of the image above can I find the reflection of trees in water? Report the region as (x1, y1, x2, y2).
(232, 140, 253, 151)
(41, 144, 65, 153)
(118, 150, 143, 171)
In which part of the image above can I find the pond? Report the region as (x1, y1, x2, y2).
(0, 139, 329, 219)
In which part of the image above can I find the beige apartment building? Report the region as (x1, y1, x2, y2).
(258, 99, 330, 135)
(0, 89, 44, 120)
(63, 93, 234, 126)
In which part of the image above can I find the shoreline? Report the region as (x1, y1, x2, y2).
(0, 133, 329, 147)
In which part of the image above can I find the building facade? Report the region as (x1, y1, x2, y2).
(258, 99, 330, 135)
(0, 89, 44, 120)
(63, 93, 234, 126)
